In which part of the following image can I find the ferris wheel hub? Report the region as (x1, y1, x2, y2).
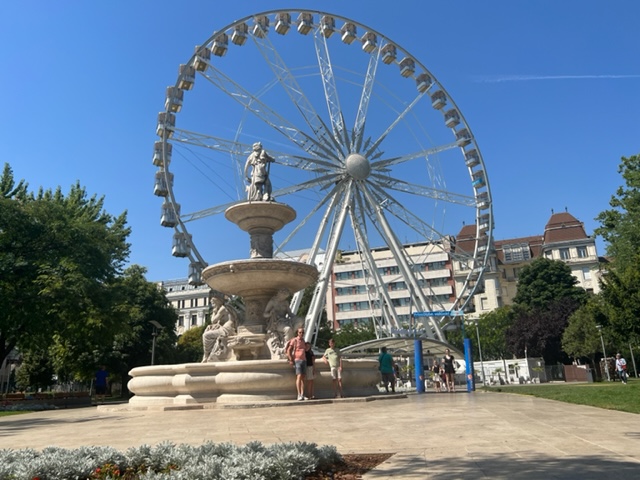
(345, 153, 371, 180)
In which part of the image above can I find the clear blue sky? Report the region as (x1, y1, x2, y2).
(2, 1, 638, 282)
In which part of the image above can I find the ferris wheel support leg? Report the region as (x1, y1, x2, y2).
(304, 186, 353, 344)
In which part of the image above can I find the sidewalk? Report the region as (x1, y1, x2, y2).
(1, 391, 640, 479)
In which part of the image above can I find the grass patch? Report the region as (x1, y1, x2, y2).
(0, 410, 31, 417)
(482, 378, 640, 414)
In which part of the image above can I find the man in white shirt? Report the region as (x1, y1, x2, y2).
(615, 353, 628, 384)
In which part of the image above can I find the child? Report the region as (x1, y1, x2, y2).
(305, 342, 316, 399)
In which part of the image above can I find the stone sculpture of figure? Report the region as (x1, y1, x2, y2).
(202, 296, 237, 362)
(264, 288, 303, 358)
(244, 142, 275, 201)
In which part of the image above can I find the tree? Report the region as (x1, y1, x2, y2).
(107, 265, 178, 394)
(329, 323, 376, 349)
(507, 297, 581, 364)
(599, 267, 640, 348)
(596, 153, 640, 272)
(513, 258, 588, 310)
(475, 306, 514, 361)
(176, 325, 206, 363)
(0, 163, 27, 199)
(0, 165, 131, 367)
(595, 154, 640, 346)
(562, 296, 608, 372)
(15, 350, 55, 392)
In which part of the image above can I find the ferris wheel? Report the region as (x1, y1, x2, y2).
(152, 9, 493, 342)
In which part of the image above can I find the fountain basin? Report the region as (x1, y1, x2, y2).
(128, 359, 380, 405)
(225, 202, 296, 233)
(202, 259, 318, 297)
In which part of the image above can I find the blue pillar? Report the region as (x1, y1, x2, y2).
(463, 337, 474, 392)
(414, 339, 425, 393)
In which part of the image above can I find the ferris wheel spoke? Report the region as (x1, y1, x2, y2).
(199, 65, 342, 163)
(173, 129, 335, 174)
(172, 129, 244, 155)
(364, 90, 427, 157)
(350, 191, 401, 333)
(251, 33, 344, 156)
(275, 182, 344, 254)
(369, 174, 476, 207)
(181, 200, 240, 223)
(351, 47, 381, 153)
(280, 183, 346, 317)
(371, 142, 459, 170)
(270, 172, 340, 198)
(366, 182, 477, 266)
(313, 29, 350, 154)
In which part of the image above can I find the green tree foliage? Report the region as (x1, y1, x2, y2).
(507, 258, 587, 364)
(330, 322, 376, 349)
(596, 153, 640, 271)
(14, 349, 55, 392)
(562, 296, 608, 371)
(476, 306, 514, 361)
(595, 153, 640, 347)
(599, 267, 640, 347)
(107, 265, 178, 394)
(507, 297, 582, 364)
(0, 163, 27, 199)
(0, 165, 131, 367)
(513, 258, 587, 310)
(176, 325, 206, 363)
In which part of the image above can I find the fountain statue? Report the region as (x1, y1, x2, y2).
(127, 143, 379, 406)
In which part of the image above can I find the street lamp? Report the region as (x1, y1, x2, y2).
(596, 325, 610, 382)
(630, 343, 638, 378)
(150, 320, 165, 366)
(470, 319, 486, 386)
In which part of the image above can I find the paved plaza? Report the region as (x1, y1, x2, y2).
(1, 391, 639, 479)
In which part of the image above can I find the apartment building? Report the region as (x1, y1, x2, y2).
(326, 240, 456, 329)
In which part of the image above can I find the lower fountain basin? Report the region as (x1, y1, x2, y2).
(128, 359, 380, 405)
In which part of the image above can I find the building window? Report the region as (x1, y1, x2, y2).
(582, 267, 592, 280)
(428, 261, 446, 270)
(178, 316, 184, 327)
(191, 315, 197, 326)
(503, 243, 531, 263)
(559, 248, 570, 260)
(480, 297, 488, 310)
(577, 246, 588, 258)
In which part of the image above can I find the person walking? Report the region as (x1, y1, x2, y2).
(94, 366, 109, 404)
(378, 346, 396, 393)
(443, 348, 456, 392)
(304, 342, 316, 399)
(286, 327, 307, 400)
(615, 353, 628, 384)
(323, 338, 343, 398)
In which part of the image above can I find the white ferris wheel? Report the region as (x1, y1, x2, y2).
(153, 9, 493, 343)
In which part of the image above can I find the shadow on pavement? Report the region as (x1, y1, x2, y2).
(367, 452, 640, 480)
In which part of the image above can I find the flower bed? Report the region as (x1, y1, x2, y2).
(0, 441, 342, 479)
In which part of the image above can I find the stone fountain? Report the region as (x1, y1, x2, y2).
(128, 151, 379, 406)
